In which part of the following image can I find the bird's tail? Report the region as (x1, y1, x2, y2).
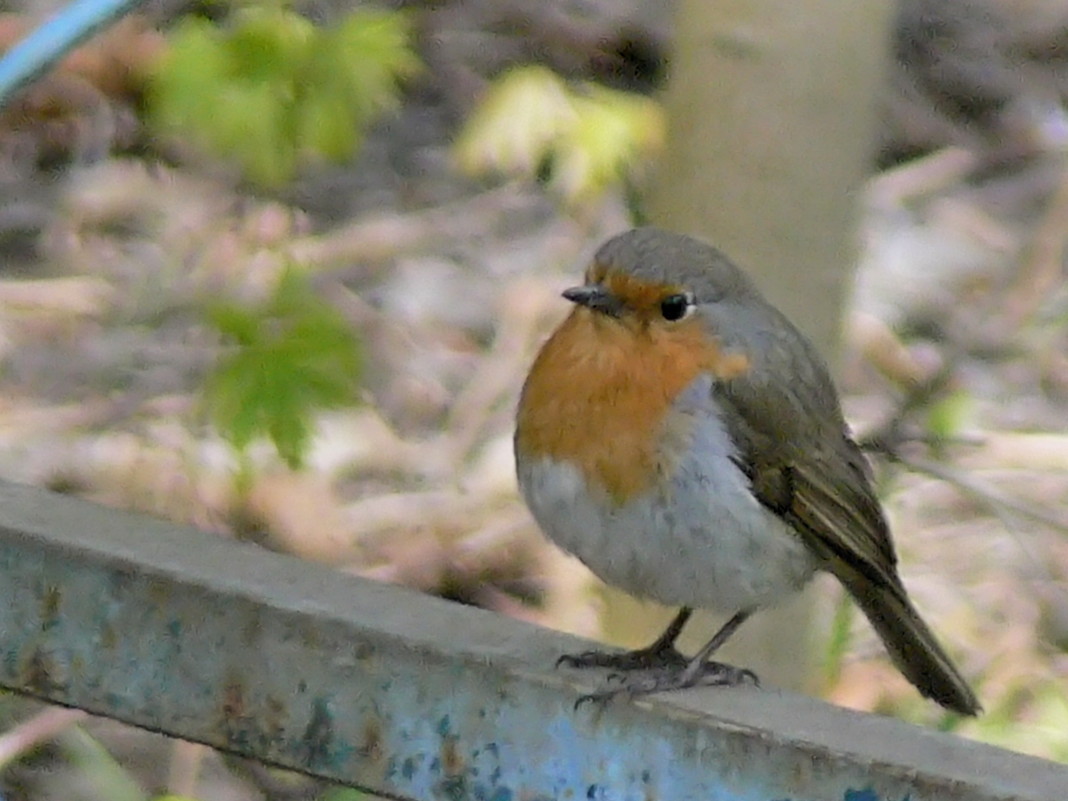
(842, 571, 981, 716)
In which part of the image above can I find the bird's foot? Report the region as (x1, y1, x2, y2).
(556, 643, 688, 672)
(575, 660, 759, 708)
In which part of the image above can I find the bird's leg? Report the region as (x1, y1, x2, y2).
(557, 607, 692, 671)
(576, 609, 758, 705)
(674, 608, 757, 687)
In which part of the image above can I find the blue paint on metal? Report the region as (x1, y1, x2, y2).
(302, 696, 340, 770)
(843, 791, 897, 801)
(1, 482, 1067, 800)
(0, 0, 149, 108)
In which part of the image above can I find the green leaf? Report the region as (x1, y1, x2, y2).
(227, 8, 315, 80)
(148, 6, 417, 186)
(551, 86, 664, 204)
(203, 268, 361, 469)
(453, 66, 576, 178)
(296, 89, 361, 162)
(925, 389, 974, 442)
(207, 302, 260, 345)
(149, 19, 228, 130)
(211, 81, 297, 186)
(452, 66, 664, 207)
(338, 13, 418, 120)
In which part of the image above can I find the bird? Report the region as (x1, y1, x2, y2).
(514, 227, 980, 715)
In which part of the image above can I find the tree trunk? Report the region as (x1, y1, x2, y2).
(604, 0, 895, 692)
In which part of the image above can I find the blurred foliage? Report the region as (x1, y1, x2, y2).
(924, 389, 974, 444)
(148, 5, 419, 187)
(203, 268, 361, 474)
(819, 589, 855, 692)
(58, 727, 146, 801)
(453, 65, 665, 208)
(972, 683, 1068, 762)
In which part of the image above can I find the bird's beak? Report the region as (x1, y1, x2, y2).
(562, 285, 623, 317)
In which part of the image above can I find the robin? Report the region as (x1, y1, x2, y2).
(514, 227, 980, 715)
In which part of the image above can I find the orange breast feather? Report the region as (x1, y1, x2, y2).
(516, 309, 748, 504)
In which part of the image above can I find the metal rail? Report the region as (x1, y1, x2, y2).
(0, 480, 1064, 800)
(0, 0, 150, 108)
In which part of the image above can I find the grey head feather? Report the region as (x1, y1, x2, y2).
(593, 227, 762, 305)
(595, 228, 845, 424)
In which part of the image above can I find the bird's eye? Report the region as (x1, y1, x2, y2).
(659, 293, 693, 322)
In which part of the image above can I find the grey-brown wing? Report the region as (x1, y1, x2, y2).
(786, 443, 899, 585)
(708, 308, 979, 713)
(711, 332, 899, 585)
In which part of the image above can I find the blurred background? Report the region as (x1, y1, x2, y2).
(1, 0, 1068, 798)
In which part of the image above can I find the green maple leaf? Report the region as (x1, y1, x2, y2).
(204, 268, 361, 469)
(149, 7, 418, 186)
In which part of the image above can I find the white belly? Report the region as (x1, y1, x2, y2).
(516, 408, 816, 611)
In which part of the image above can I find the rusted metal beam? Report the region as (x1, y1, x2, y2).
(0, 479, 1064, 800)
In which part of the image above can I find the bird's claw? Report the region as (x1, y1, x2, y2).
(555, 651, 599, 669)
(572, 659, 759, 709)
(556, 645, 688, 672)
